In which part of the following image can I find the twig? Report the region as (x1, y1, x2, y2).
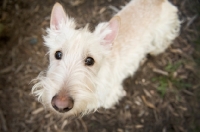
(79, 118, 88, 132)
(182, 90, 194, 96)
(109, 5, 120, 13)
(186, 14, 198, 29)
(0, 109, 8, 131)
(32, 107, 44, 115)
(153, 68, 169, 76)
(141, 96, 156, 109)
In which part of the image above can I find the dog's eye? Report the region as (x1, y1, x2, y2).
(55, 51, 62, 60)
(85, 57, 95, 66)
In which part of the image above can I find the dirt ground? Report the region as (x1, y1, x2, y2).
(0, 0, 200, 132)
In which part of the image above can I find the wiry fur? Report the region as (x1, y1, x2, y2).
(32, 0, 180, 118)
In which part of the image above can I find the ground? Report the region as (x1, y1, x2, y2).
(0, 0, 200, 132)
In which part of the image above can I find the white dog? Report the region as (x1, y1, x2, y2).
(32, 0, 180, 118)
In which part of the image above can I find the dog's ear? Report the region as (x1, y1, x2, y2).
(50, 3, 68, 30)
(104, 16, 120, 45)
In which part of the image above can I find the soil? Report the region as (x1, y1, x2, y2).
(0, 0, 200, 132)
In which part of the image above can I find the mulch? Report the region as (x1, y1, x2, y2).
(0, 0, 200, 132)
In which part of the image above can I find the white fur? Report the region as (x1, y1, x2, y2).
(32, 0, 180, 118)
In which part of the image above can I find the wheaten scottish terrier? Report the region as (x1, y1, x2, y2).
(32, 0, 180, 118)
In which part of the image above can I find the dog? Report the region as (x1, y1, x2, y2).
(32, 0, 180, 118)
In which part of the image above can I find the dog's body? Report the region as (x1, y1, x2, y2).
(32, 0, 180, 118)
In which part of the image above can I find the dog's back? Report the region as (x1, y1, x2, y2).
(113, 0, 180, 55)
(101, 0, 180, 107)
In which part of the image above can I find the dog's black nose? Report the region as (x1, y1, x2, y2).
(51, 95, 74, 113)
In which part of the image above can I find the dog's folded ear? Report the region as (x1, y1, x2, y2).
(104, 16, 120, 45)
(50, 3, 68, 30)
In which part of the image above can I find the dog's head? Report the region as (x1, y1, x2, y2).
(32, 3, 120, 118)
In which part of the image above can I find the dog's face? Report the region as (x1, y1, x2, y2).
(32, 3, 120, 117)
